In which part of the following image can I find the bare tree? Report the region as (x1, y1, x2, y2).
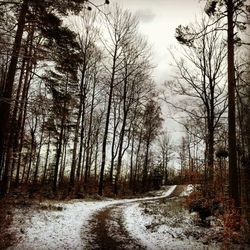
(98, 5, 139, 195)
(141, 99, 163, 190)
(167, 17, 227, 188)
(158, 131, 173, 185)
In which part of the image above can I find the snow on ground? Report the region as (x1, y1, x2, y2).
(180, 184, 194, 197)
(8, 186, 177, 250)
(124, 204, 203, 250)
(123, 192, 220, 250)
(8, 200, 115, 250)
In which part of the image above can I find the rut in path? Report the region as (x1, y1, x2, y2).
(84, 185, 185, 249)
(87, 203, 145, 250)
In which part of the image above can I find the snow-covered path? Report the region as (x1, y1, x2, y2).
(8, 186, 177, 250)
(8, 200, 115, 250)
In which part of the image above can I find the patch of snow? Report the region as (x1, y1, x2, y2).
(180, 184, 194, 197)
(123, 203, 196, 249)
(133, 185, 176, 202)
(8, 186, 177, 250)
(123, 191, 220, 250)
(8, 200, 115, 250)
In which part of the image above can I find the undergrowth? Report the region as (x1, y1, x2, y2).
(184, 186, 248, 247)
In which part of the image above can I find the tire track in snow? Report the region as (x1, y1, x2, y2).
(84, 185, 178, 249)
(87, 204, 144, 249)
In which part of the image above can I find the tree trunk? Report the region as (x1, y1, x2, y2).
(109, 102, 120, 185)
(42, 132, 51, 184)
(53, 119, 64, 193)
(134, 128, 143, 192)
(59, 136, 67, 185)
(15, 61, 34, 186)
(207, 121, 214, 184)
(84, 76, 96, 187)
(98, 45, 118, 196)
(129, 134, 135, 189)
(33, 122, 45, 184)
(26, 129, 37, 184)
(11, 22, 35, 188)
(70, 68, 86, 186)
(227, 0, 239, 205)
(142, 138, 150, 190)
(53, 73, 69, 193)
(76, 84, 87, 183)
(114, 109, 128, 194)
(0, 0, 29, 195)
(94, 124, 100, 180)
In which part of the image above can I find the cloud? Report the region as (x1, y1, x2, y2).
(135, 9, 156, 23)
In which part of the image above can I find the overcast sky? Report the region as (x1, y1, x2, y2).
(112, 0, 204, 84)
(107, 0, 205, 142)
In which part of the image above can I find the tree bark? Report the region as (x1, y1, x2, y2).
(142, 138, 150, 190)
(114, 78, 129, 194)
(42, 131, 51, 184)
(98, 44, 118, 196)
(25, 121, 37, 184)
(84, 75, 96, 186)
(0, 0, 29, 195)
(227, 0, 239, 205)
(33, 121, 45, 184)
(70, 68, 86, 186)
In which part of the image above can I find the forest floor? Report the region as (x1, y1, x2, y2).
(2, 185, 249, 250)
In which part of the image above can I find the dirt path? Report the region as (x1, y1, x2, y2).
(84, 185, 185, 249)
(87, 203, 144, 249)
